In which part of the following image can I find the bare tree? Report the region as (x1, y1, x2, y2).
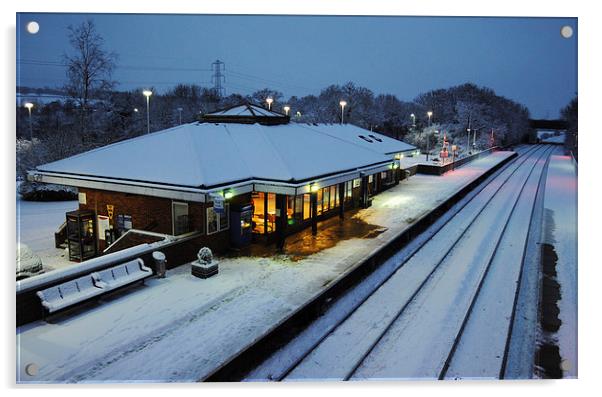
(63, 19, 117, 135)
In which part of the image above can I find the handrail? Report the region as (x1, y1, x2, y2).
(103, 228, 171, 254)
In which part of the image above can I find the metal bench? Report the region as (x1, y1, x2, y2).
(36, 274, 105, 314)
(92, 258, 152, 291)
(36, 258, 153, 315)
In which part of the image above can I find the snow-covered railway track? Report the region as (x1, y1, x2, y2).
(229, 145, 551, 382)
(280, 145, 552, 381)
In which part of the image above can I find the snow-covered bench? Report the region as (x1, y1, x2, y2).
(36, 258, 152, 315)
(92, 258, 152, 291)
(36, 274, 105, 314)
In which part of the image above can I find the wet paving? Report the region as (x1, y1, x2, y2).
(228, 209, 387, 261)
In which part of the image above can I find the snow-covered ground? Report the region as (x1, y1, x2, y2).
(541, 133, 565, 144)
(16, 151, 514, 383)
(16, 194, 78, 272)
(537, 130, 566, 144)
(542, 154, 578, 378)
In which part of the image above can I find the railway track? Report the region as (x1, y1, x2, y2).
(209, 145, 553, 381)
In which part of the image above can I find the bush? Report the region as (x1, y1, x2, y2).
(18, 181, 77, 201)
(16, 243, 44, 280)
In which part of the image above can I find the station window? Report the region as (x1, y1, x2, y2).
(267, 193, 276, 232)
(317, 189, 323, 215)
(206, 203, 230, 235)
(251, 192, 265, 234)
(172, 201, 189, 235)
(345, 181, 353, 198)
(303, 194, 311, 220)
(323, 187, 330, 212)
(330, 185, 337, 208)
(294, 194, 303, 222)
(286, 196, 295, 222)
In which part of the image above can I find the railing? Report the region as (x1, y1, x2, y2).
(103, 229, 172, 254)
(416, 146, 501, 176)
(54, 221, 67, 249)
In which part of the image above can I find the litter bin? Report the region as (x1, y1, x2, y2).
(152, 251, 166, 278)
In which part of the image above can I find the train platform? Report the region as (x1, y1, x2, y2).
(17, 150, 516, 383)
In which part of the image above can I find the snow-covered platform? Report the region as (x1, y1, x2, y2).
(542, 153, 577, 377)
(17, 151, 515, 383)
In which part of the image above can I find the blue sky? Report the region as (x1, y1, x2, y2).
(16, 13, 577, 118)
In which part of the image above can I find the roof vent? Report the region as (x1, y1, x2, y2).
(368, 134, 383, 142)
(201, 103, 290, 125)
(358, 135, 374, 143)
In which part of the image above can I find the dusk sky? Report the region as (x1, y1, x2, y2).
(16, 13, 577, 118)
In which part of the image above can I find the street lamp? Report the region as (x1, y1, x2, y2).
(466, 128, 471, 155)
(177, 107, 183, 125)
(426, 129, 439, 162)
(339, 100, 347, 125)
(283, 105, 290, 116)
(424, 111, 433, 161)
(266, 97, 273, 110)
(24, 102, 34, 141)
(410, 113, 416, 128)
(143, 90, 153, 134)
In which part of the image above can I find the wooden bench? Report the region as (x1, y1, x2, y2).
(36, 258, 152, 315)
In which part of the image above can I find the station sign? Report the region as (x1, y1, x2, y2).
(210, 193, 225, 214)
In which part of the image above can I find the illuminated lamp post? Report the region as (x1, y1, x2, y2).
(283, 105, 290, 116)
(339, 100, 347, 125)
(266, 97, 273, 110)
(425, 111, 433, 161)
(143, 90, 153, 134)
(24, 102, 34, 141)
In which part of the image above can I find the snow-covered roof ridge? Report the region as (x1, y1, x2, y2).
(205, 103, 287, 119)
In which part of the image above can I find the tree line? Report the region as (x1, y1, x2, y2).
(17, 19, 544, 197)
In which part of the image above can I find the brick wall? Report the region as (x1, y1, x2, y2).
(76, 188, 237, 255)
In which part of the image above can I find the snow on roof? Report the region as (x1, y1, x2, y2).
(308, 124, 416, 155)
(37, 123, 406, 189)
(205, 103, 285, 118)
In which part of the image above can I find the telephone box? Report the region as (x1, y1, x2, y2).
(66, 209, 97, 262)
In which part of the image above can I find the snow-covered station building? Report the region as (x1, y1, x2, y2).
(28, 103, 416, 262)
